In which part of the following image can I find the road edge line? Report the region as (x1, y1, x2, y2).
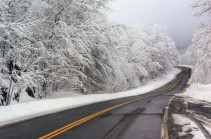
(162, 96, 175, 139)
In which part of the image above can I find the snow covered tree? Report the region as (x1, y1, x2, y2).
(0, 0, 179, 105)
(184, 0, 211, 84)
(0, 0, 49, 104)
(105, 24, 179, 89)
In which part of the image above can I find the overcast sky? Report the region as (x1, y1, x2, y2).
(107, 0, 209, 52)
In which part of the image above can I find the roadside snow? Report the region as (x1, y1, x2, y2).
(204, 125, 211, 134)
(172, 114, 205, 139)
(177, 64, 193, 69)
(180, 84, 211, 102)
(47, 91, 82, 99)
(0, 69, 180, 126)
(10, 90, 82, 104)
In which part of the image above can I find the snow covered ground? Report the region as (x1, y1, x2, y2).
(0, 69, 180, 127)
(204, 125, 211, 135)
(172, 114, 205, 139)
(180, 84, 211, 102)
(174, 83, 211, 139)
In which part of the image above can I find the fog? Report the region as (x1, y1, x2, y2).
(107, 0, 209, 53)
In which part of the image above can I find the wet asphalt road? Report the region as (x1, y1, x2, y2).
(0, 67, 191, 139)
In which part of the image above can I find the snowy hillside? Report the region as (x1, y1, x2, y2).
(181, 84, 211, 102)
(183, 0, 211, 84)
(0, 0, 179, 106)
(181, 0, 211, 102)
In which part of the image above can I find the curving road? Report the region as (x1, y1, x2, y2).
(0, 67, 191, 139)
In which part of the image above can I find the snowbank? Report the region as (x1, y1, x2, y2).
(0, 68, 180, 126)
(181, 84, 211, 102)
(172, 114, 205, 139)
(177, 64, 193, 69)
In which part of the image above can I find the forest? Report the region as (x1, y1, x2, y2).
(183, 0, 211, 84)
(0, 0, 180, 105)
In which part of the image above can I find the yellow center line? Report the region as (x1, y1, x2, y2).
(39, 70, 186, 139)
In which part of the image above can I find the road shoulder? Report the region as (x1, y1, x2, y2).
(167, 96, 211, 139)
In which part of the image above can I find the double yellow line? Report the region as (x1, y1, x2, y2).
(39, 71, 185, 139)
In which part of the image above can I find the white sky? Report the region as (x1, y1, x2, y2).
(107, 0, 209, 52)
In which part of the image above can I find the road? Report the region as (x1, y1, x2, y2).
(0, 67, 191, 139)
